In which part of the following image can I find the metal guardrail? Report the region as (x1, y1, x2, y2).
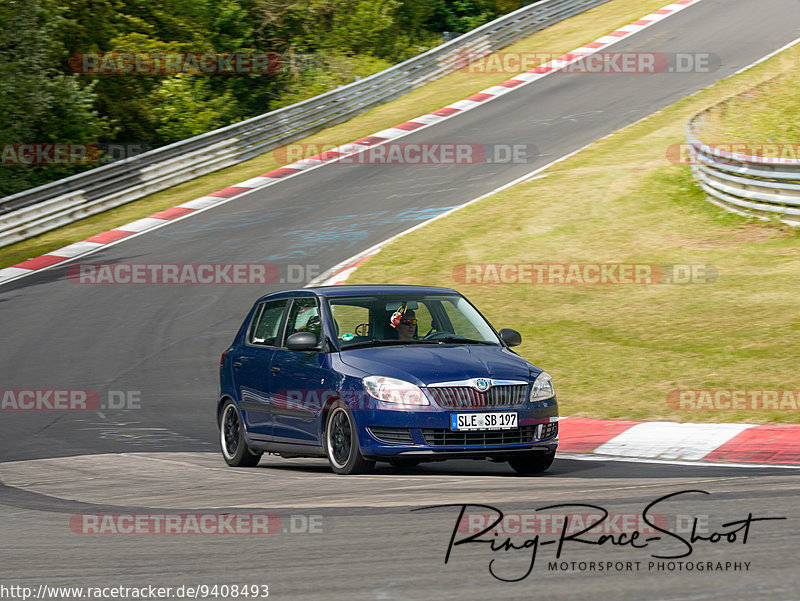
(686, 113, 800, 227)
(0, 0, 611, 249)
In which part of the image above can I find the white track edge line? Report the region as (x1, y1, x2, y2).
(557, 452, 800, 469)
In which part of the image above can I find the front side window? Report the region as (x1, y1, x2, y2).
(284, 298, 321, 343)
(249, 300, 287, 346)
(331, 303, 371, 339)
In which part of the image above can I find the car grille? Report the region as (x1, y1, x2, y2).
(427, 385, 528, 408)
(539, 421, 558, 440)
(368, 427, 414, 444)
(421, 425, 537, 447)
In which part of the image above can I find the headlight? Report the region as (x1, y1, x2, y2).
(530, 371, 555, 402)
(362, 376, 429, 406)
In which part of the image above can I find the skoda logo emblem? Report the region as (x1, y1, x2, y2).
(474, 378, 491, 392)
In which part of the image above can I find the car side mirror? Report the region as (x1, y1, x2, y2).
(499, 328, 522, 347)
(286, 332, 320, 351)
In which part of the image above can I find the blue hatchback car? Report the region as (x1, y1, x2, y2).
(218, 285, 558, 474)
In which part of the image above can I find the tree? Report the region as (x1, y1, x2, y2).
(150, 74, 238, 140)
(0, 0, 109, 197)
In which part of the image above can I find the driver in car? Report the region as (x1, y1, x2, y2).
(395, 310, 417, 340)
(387, 305, 418, 340)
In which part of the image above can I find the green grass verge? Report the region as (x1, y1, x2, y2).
(347, 42, 800, 425)
(700, 67, 800, 144)
(0, 0, 676, 269)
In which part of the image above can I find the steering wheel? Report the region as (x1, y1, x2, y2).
(354, 323, 370, 337)
(422, 331, 454, 340)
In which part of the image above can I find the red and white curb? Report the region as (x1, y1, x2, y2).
(559, 418, 800, 465)
(318, 253, 379, 286)
(0, 0, 704, 288)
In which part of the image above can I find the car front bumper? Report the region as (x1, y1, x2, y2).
(351, 401, 559, 460)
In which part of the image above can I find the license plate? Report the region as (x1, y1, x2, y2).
(450, 412, 518, 431)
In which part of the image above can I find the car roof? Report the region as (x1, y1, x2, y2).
(256, 284, 460, 302)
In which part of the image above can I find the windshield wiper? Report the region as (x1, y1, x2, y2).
(341, 337, 498, 349)
(340, 339, 417, 350)
(428, 336, 498, 345)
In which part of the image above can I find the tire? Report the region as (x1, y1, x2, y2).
(325, 401, 374, 475)
(219, 400, 262, 467)
(508, 450, 555, 474)
(388, 458, 421, 468)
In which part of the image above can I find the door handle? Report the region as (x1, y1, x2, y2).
(271, 366, 281, 374)
(233, 356, 253, 369)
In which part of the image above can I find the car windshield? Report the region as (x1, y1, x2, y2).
(327, 294, 501, 349)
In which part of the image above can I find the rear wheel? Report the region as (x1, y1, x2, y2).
(325, 402, 374, 475)
(219, 400, 262, 467)
(508, 450, 554, 474)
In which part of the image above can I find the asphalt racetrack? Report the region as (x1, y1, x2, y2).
(1, 0, 799, 598)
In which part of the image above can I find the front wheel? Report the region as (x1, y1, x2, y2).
(219, 400, 262, 467)
(508, 450, 554, 474)
(325, 402, 374, 475)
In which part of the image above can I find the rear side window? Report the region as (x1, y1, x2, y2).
(284, 298, 321, 342)
(248, 300, 287, 346)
